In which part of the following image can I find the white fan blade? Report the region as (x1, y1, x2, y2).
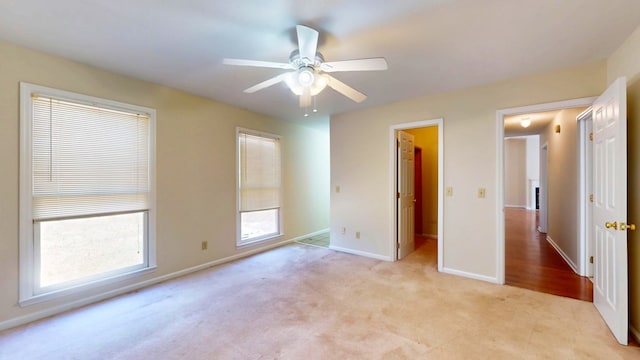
(244, 73, 291, 93)
(223, 58, 293, 70)
(299, 87, 311, 108)
(320, 58, 388, 72)
(296, 25, 319, 63)
(326, 75, 367, 103)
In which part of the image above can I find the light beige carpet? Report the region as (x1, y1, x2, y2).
(1, 239, 638, 359)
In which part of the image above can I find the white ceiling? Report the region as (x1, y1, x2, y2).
(1, 0, 639, 128)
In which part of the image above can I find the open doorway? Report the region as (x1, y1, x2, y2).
(497, 79, 631, 345)
(390, 119, 443, 270)
(498, 100, 594, 301)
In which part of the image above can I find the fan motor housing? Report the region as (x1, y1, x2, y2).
(289, 49, 324, 69)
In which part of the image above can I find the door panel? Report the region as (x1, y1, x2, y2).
(397, 130, 415, 259)
(414, 148, 423, 235)
(592, 77, 627, 345)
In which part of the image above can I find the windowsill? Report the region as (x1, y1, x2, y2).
(236, 233, 283, 248)
(19, 265, 157, 307)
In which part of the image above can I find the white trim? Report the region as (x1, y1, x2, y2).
(577, 108, 593, 277)
(329, 245, 393, 261)
(18, 82, 157, 305)
(293, 228, 329, 239)
(441, 267, 500, 284)
(539, 142, 549, 234)
(19, 265, 157, 307)
(495, 97, 596, 285)
(437, 123, 444, 270)
(495, 111, 505, 284)
(546, 235, 579, 274)
(389, 119, 444, 271)
(0, 230, 322, 332)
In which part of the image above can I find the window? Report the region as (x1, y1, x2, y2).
(19, 83, 156, 305)
(237, 129, 282, 245)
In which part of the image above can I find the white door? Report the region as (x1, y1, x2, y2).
(397, 130, 415, 259)
(592, 77, 628, 345)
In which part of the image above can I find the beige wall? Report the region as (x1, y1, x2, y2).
(0, 40, 329, 326)
(607, 24, 640, 340)
(405, 127, 438, 237)
(504, 138, 527, 207)
(539, 108, 585, 268)
(330, 61, 606, 278)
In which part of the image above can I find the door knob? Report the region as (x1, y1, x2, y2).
(621, 223, 636, 231)
(605, 221, 618, 230)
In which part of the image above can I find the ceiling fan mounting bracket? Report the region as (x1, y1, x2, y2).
(289, 49, 324, 70)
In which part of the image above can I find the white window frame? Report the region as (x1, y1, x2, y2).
(19, 83, 157, 306)
(236, 127, 283, 246)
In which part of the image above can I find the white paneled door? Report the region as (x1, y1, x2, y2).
(592, 77, 628, 345)
(397, 130, 415, 260)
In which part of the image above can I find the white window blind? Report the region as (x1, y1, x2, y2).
(31, 95, 150, 221)
(239, 132, 281, 212)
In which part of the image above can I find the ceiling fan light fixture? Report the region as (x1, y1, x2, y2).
(297, 68, 315, 87)
(285, 72, 328, 96)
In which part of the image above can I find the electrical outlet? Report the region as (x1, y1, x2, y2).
(446, 187, 453, 197)
(201, 241, 208, 250)
(478, 188, 486, 199)
(355, 231, 361, 239)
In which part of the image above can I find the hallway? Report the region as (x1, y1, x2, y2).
(505, 207, 593, 301)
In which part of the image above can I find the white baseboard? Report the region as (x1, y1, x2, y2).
(288, 228, 329, 241)
(504, 204, 526, 208)
(631, 324, 640, 344)
(546, 235, 579, 274)
(420, 233, 437, 239)
(0, 229, 328, 332)
(328, 245, 393, 262)
(441, 267, 500, 284)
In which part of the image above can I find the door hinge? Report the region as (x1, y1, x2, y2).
(589, 132, 593, 141)
(589, 194, 593, 203)
(397, 242, 400, 249)
(397, 192, 400, 199)
(589, 256, 594, 264)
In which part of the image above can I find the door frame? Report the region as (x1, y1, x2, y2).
(495, 97, 596, 283)
(539, 142, 548, 234)
(390, 119, 444, 269)
(577, 107, 594, 277)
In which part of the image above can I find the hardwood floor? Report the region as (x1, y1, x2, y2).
(505, 207, 593, 301)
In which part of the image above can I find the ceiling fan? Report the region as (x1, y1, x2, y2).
(223, 25, 388, 114)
